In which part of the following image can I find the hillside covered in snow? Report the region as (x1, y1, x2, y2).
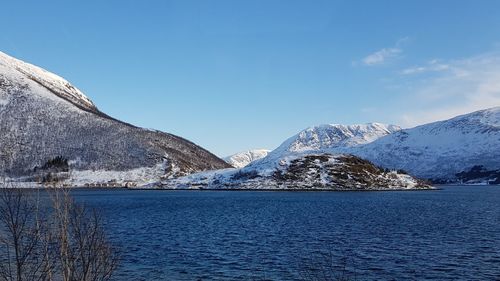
(241, 109, 500, 184)
(0, 51, 230, 186)
(157, 123, 430, 190)
(223, 149, 270, 168)
(276, 123, 401, 153)
(257, 123, 400, 166)
(352, 107, 500, 183)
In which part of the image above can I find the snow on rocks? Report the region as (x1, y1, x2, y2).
(158, 153, 430, 190)
(223, 149, 270, 168)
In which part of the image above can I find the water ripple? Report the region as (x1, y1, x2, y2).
(70, 186, 500, 280)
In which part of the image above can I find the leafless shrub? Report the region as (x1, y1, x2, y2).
(49, 189, 118, 281)
(0, 184, 118, 281)
(0, 187, 53, 281)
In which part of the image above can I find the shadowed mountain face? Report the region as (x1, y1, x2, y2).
(0, 51, 230, 184)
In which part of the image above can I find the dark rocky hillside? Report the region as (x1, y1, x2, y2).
(270, 154, 430, 190)
(159, 153, 431, 190)
(455, 166, 500, 185)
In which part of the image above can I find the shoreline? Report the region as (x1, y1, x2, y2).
(0, 185, 440, 192)
(130, 187, 441, 192)
(2, 183, 498, 191)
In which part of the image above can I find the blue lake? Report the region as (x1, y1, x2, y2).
(71, 186, 500, 280)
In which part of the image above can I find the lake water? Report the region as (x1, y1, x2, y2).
(71, 186, 500, 281)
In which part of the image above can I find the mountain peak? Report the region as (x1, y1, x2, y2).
(282, 122, 401, 153)
(244, 122, 401, 172)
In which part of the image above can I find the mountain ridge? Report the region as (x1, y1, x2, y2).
(249, 122, 400, 170)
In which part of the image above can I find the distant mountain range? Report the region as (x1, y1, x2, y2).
(160, 108, 499, 189)
(0, 51, 230, 186)
(244, 108, 500, 185)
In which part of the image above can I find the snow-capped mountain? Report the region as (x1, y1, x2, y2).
(0, 51, 230, 186)
(223, 149, 270, 168)
(278, 123, 401, 153)
(158, 107, 499, 189)
(252, 123, 400, 169)
(243, 110, 500, 183)
(156, 123, 429, 190)
(352, 107, 500, 182)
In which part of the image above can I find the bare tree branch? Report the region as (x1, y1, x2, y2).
(0, 184, 118, 281)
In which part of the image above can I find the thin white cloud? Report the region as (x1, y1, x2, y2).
(363, 48, 402, 66)
(401, 59, 450, 75)
(396, 52, 500, 127)
(360, 37, 409, 66)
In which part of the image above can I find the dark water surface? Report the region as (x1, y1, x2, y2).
(71, 186, 500, 280)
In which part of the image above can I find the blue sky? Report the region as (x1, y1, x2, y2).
(2, 0, 500, 156)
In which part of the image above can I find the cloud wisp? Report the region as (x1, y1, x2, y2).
(401, 59, 450, 75)
(360, 37, 409, 66)
(396, 52, 500, 127)
(362, 48, 402, 66)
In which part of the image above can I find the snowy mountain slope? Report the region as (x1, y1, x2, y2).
(0, 51, 96, 113)
(250, 123, 400, 170)
(0, 51, 230, 186)
(279, 123, 401, 153)
(351, 107, 500, 181)
(243, 110, 499, 183)
(223, 149, 270, 168)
